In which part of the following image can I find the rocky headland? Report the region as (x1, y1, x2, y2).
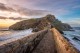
(9, 14, 72, 33)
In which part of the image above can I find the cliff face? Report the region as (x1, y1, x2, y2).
(9, 14, 72, 32)
(9, 19, 39, 30)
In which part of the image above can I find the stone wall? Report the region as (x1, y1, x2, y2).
(0, 28, 79, 53)
(51, 28, 80, 53)
(0, 29, 48, 53)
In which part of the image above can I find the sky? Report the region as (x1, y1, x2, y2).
(0, 0, 80, 27)
(0, 19, 20, 28)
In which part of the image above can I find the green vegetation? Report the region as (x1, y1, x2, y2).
(9, 14, 72, 32)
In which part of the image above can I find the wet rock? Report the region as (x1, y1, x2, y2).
(72, 37, 80, 41)
(57, 29, 64, 34)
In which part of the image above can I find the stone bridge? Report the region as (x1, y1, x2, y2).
(0, 28, 80, 53)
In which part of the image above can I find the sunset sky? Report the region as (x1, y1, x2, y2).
(0, 0, 80, 27)
(0, 19, 20, 28)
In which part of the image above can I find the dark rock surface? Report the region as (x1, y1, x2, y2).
(73, 36, 80, 41)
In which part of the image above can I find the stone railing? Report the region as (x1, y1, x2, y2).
(51, 28, 80, 53)
(0, 29, 48, 53)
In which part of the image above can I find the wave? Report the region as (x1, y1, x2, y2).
(63, 30, 80, 51)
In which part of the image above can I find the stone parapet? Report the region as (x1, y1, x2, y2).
(0, 29, 48, 53)
(51, 28, 80, 53)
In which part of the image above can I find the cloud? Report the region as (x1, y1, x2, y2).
(0, 3, 15, 11)
(0, 2, 50, 17)
(52, 8, 70, 16)
(9, 5, 51, 16)
(17, 8, 50, 16)
(0, 0, 80, 19)
(0, 0, 6, 4)
(66, 18, 80, 27)
(72, 5, 80, 9)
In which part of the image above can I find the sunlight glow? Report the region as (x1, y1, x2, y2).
(0, 10, 29, 29)
(0, 19, 20, 28)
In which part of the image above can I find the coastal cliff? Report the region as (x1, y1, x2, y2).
(9, 14, 72, 32)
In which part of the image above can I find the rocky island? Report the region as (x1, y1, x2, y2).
(0, 14, 79, 53)
(9, 14, 72, 33)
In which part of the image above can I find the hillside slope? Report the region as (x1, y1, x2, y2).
(9, 14, 72, 32)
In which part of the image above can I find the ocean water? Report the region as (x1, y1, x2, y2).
(63, 29, 80, 51)
(0, 29, 33, 41)
(0, 28, 80, 51)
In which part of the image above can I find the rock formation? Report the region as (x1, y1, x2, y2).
(9, 14, 72, 33)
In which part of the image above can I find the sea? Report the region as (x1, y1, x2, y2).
(63, 27, 80, 51)
(0, 28, 33, 41)
(0, 27, 80, 51)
